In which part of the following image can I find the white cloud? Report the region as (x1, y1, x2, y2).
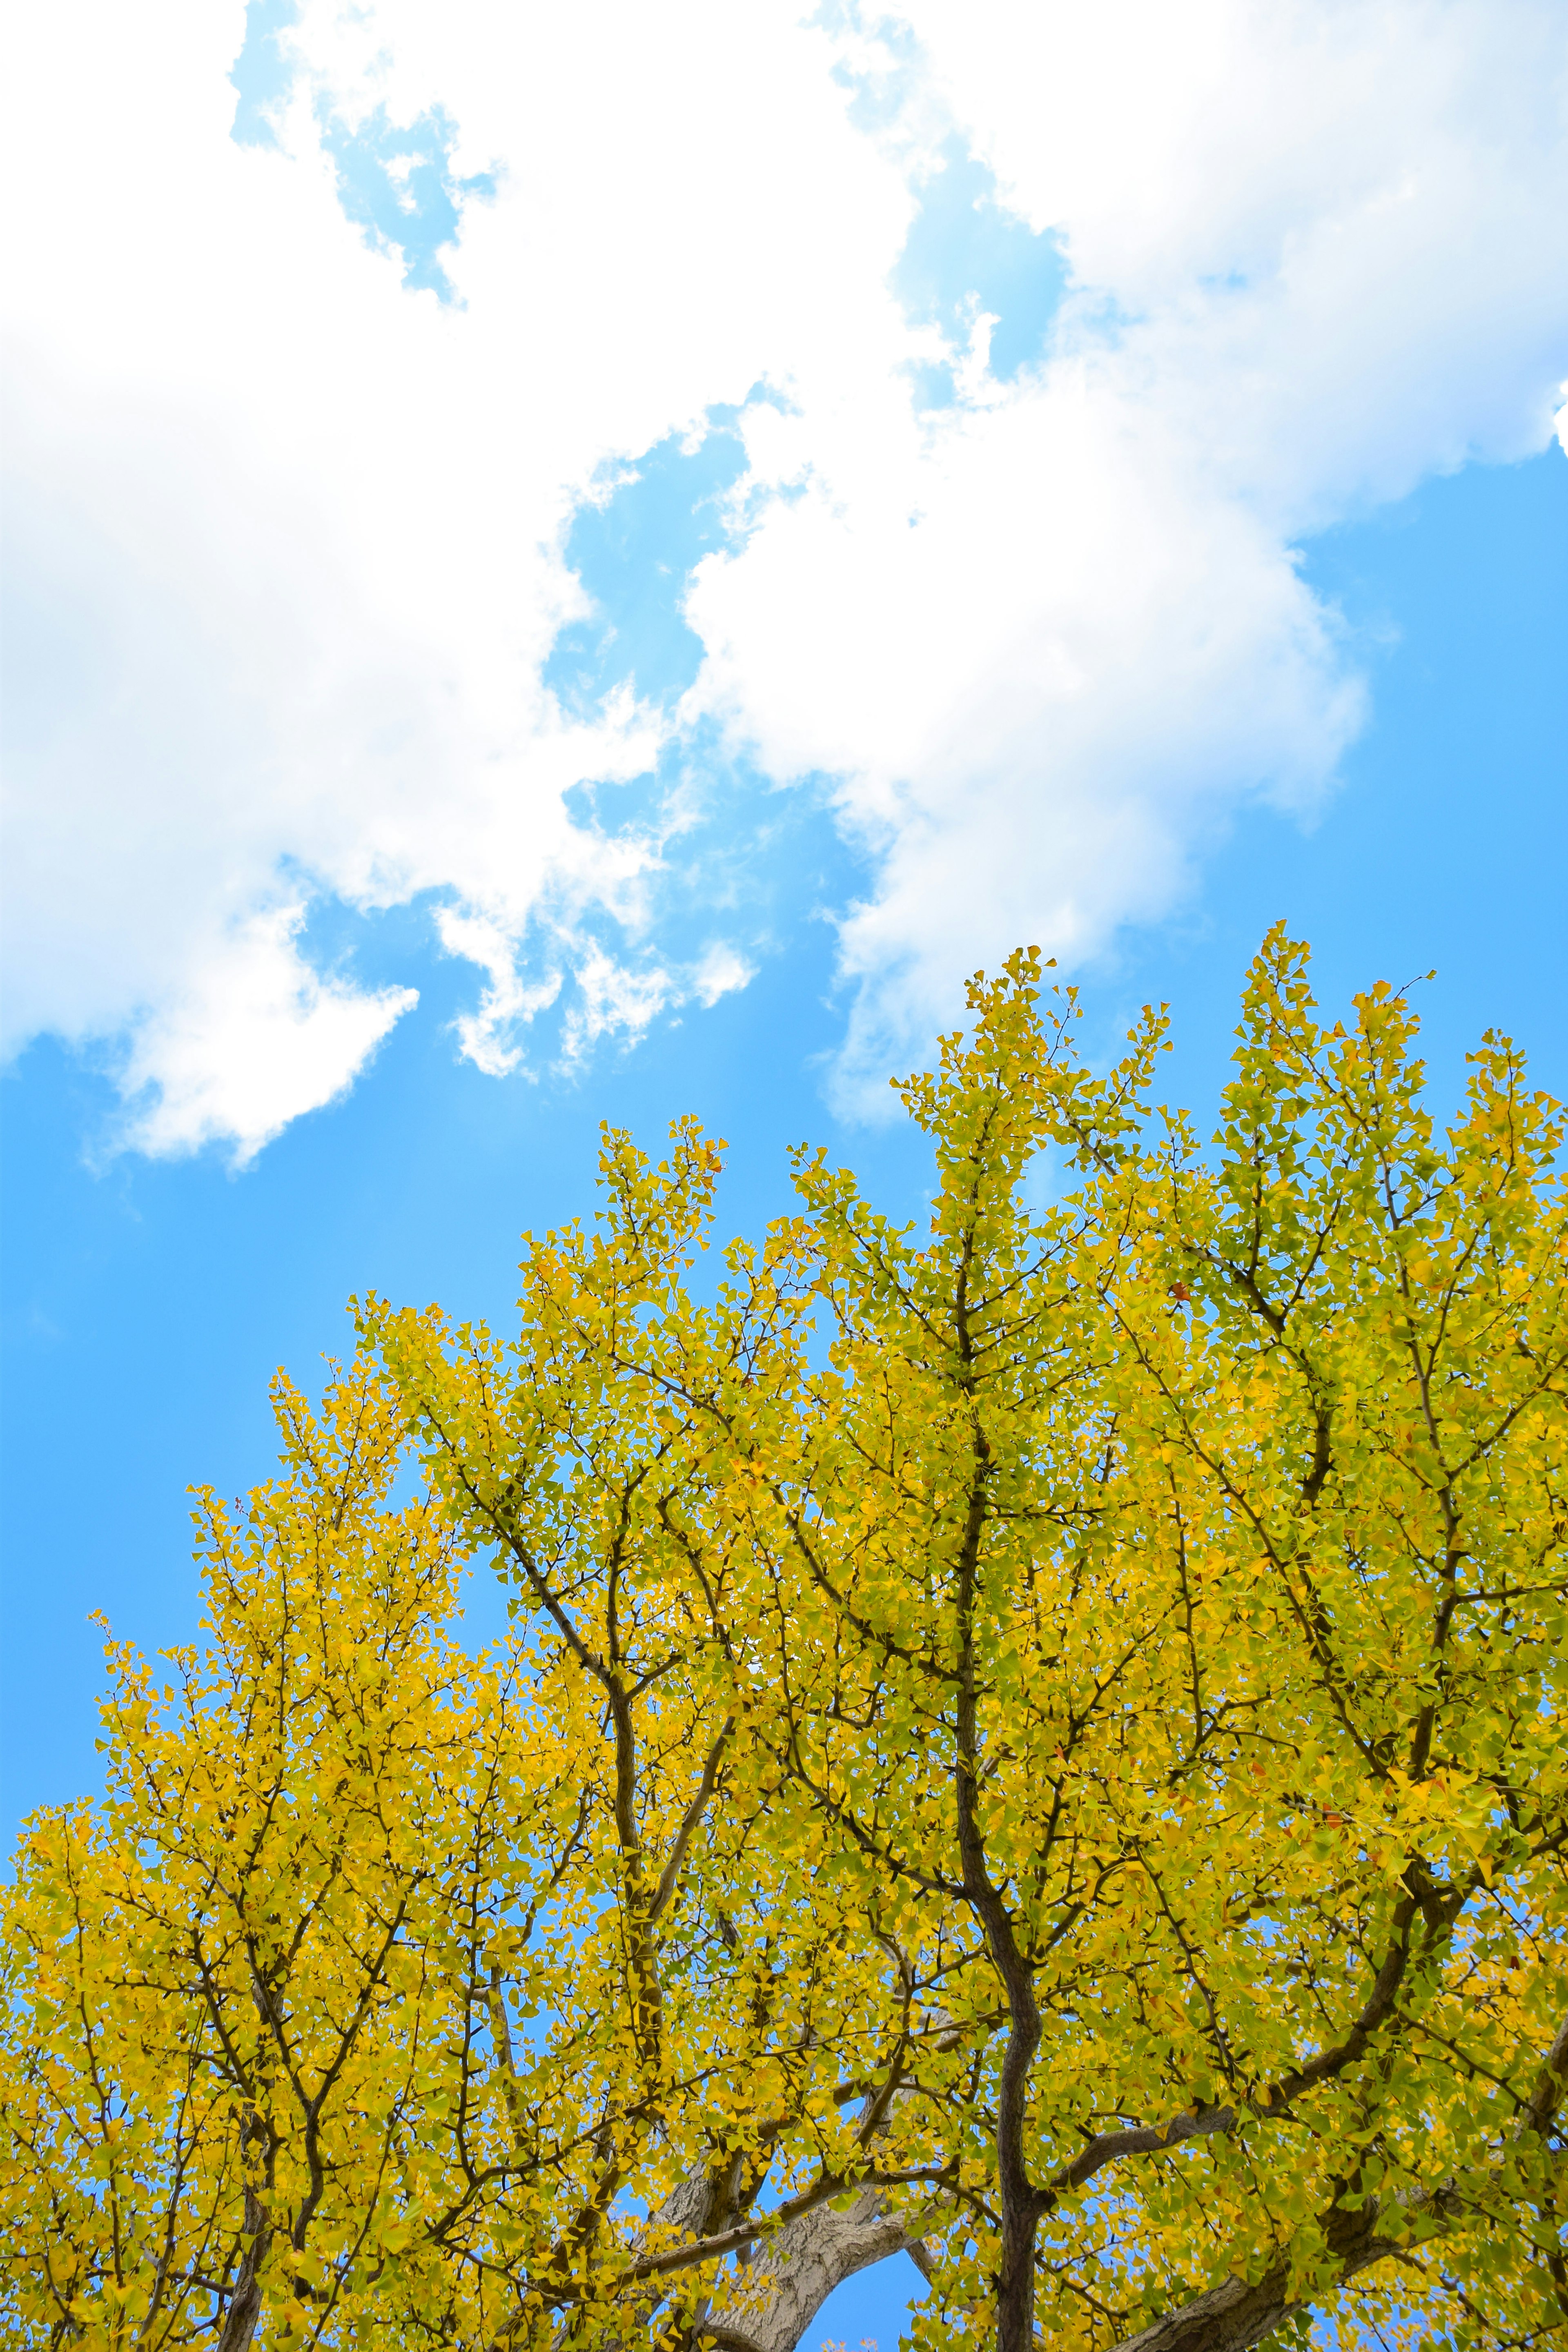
(2, 0, 1564, 1147)
(434, 908, 564, 1078)
(686, 376, 1368, 1092)
(557, 947, 674, 1071)
(548, 940, 755, 1070)
(1, 0, 911, 1147)
(683, 0, 1568, 1091)
(118, 906, 416, 1163)
(690, 943, 756, 1008)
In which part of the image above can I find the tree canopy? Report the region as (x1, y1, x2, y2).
(4, 930, 1566, 2352)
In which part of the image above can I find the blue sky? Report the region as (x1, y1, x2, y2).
(2, 4, 1566, 2341)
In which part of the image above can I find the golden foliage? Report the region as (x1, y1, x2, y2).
(4, 931, 1565, 2352)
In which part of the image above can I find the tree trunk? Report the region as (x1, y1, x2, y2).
(713, 2178, 1428, 2352)
(1103, 2269, 1310, 2352)
(213, 2183, 269, 2352)
(705, 2190, 921, 2352)
(1103, 2196, 1419, 2352)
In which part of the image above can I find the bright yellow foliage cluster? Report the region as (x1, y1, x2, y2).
(3, 931, 1565, 2352)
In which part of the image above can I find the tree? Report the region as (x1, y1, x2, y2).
(0, 1368, 551, 2348)
(1, 1361, 920, 2351)
(4, 931, 1565, 2352)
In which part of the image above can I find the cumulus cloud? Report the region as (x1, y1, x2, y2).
(1, 0, 915, 1147)
(690, 943, 756, 1008)
(120, 907, 416, 1163)
(684, 0, 1568, 1089)
(2, 0, 1565, 1149)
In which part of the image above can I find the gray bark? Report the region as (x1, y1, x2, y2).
(1101, 2176, 1470, 2352)
(613, 2042, 1568, 2352)
(1105, 2272, 1311, 2352)
(703, 2195, 1386, 2352)
(703, 2176, 1441, 2352)
(1105, 2269, 1320, 2352)
(703, 2190, 922, 2352)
